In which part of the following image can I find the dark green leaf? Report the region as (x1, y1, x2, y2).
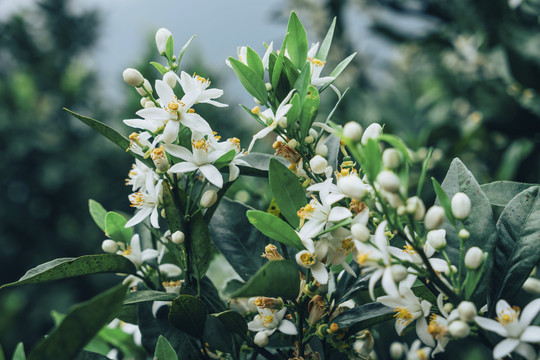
(334, 264, 370, 304)
(271, 35, 288, 92)
(236, 153, 288, 177)
(229, 57, 268, 103)
(12, 343, 25, 360)
(177, 35, 196, 66)
(203, 315, 238, 354)
(246, 210, 304, 250)
(124, 290, 177, 305)
(213, 149, 236, 170)
(2, 255, 136, 289)
(189, 212, 212, 281)
(287, 93, 301, 129)
(491, 186, 540, 309)
(480, 181, 536, 207)
(168, 295, 207, 339)
(299, 85, 320, 140)
(333, 302, 394, 333)
(269, 158, 306, 228)
(246, 46, 264, 78)
(154, 336, 177, 360)
(230, 260, 300, 299)
(74, 351, 110, 360)
(105, 212, 132, 243)
(88, 199, 107, 233)
(432, 177, 456, 226)
(150, 61, 167, 75)
(28, 284, 127, 360)
(286, 12, 308, 69)
(362, 138, 382, 183)
(209, 198, 267, 281)
(294, 62, 312, 102)
(165, 35, 174, 61)
(316, 17, 336, 61)
(162, 181, 186, 234)
(63, 108, 154, 169)
(214, 310, 248, 338)
(199, 276, 226, 313)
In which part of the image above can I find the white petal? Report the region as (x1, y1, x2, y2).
(496, 299, 512, 316)
(162, 120, 179, 144)
(278, 320, 298, 335)
(300, 237, 315, 253)
(514, 342, 537, 360)
(311, 262, 328, 285)
(369, 269, 383, 300)
(381, 267, 399, 297)
(182, 113, 212, 133)
(159, 263, 182, 277)
(123, 119, 159, 132)
(520, 325, 540, 342)
(198, 88, 223, 102)
(199, 164, 224, 188)
(152, 301, 171, 318)
(299, 220, 325, 238)
(493, 338, 519, 359)
(475, 317, 508, 337)
(141, 248, 159, 262)
(520, 298, 540, 327)
(136, 107, 169, 120)
(416, 316, 436, 347)
(150, 206, 160, 228)
(155, 80, 176, 104)
(163, 144, 193, 162)
(253, 125, 275, 140)
(125, 208, 153, 228)
(328, 206, 352, 222)
(169, 162, 199, 174)
(228, 163, 240, 182)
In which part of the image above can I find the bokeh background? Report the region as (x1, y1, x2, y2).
(1, 0, 539, 358)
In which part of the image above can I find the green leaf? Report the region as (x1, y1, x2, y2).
(464, 253, 488, 300)
(213, 149, 236, 170)
(150, 61, 167, 75)
(480, 181, 536, 207)
(162, 180, 186, 234)
(319, 52, 356, 92)
(378, 134, 412, 164)
(362, 138, 382, 183)
(240, 104, 266, 127)
(286, 12, 308, 69)
(316, 17, 336, 61)
(229, 57, 268, 103)
(431, 177, 456, 226)
(230, 260, 300, 299)
(333, 302, 394, 333)
(165, 35, 174, 61)
(105, 212, 132, 243)
(294, 62, 312, 102)
(63, 108, 154, 169)
(246, 210, 304, 250)
(74, 351, 109, 360)
(189, 212, 212, 281)
(27, 284, 128, 360)
(1, 255, 136, 289)
(124, 290, 177, 305)
(213, 310, 248, 338)
(12, 343, 25, 360)
(299, 85, 320, 140)
(203, 315, 238, 354)
(0, 344, 4, 360)
(286, 93, 301, 129)
(246, 46, 264, 78)
(177, 35, 196, 66)
(154, 336, 177, 360)
(491, 186, 540, 309)
(271, 35, 288, 92)
(209, 198, 267, 281)
(269, 158, 307, 228)
(168, 295, 207, 339)
(88, 199, 107, 233)
(235, 153, 288, 177)
(417, 148, 433, 198)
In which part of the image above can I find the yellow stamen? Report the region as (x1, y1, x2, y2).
(188, 109, 195, 113)
(251, 106, 260, 114)
(122, 246, 132, 256)
(307, 57, 326, 66)
(356, 251, 370, 265)
(393, 307, 414, 326)
(192, 139, 209, 151)
(130, 192, 144, 207)
(262, 315, 274, 327)
(129, 133, 139, 141)
(403, 244, 417, 255)
(297, 203, 315, 219)
(151, 146, 166, 160)
(417, 349, 428, 360)
(300, 252, 316, 266)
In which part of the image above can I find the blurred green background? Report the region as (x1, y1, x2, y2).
(0, 0, 538, 358)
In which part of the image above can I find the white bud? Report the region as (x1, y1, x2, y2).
(287, 139, 298, 149)
(315, 143, 328, 157)
(309, 155, 327, 174)
(382, 148, 401, 169)
(338, 175, 367, 200)
(254, 331, 269, 347)
(424, 206, 445, 230)
(278, 116, 288, 128)
(343, 121, 363, 141)
(308, 128, 318, 141)
(140, 97, 148, 107)
(397, 205, 406, 216)
(144, 100, 155, 108)
(361, 123, 382, 145)
(200, 190, 218, 208)
(136, 79, 152, 96)
(376, 170, 400, 193)
(265, 82, 272, 91)
(351, 223, 370, 242)
(161, 208, 167, 218)
(427, 229, 447, 251)
(406, 196, 425, 221)
(163, 71, 177, 88)
(102, 240, 118, 254)
(464, 247, 483, 270)
(459, 229, 470, 240)
(457, 301, 477, 322)
(254, 97, 263, 105)
(305, 135, 314, 144)
(389, 342, 403, 359)
(451, 192, 471, 220)
(449, 320, 470, 338)
(155, 28, 172, 55)
(171, 230, 185, 244)
(122, 68, 144, 87)
(391, 264, 408, 282)
(522, 278, 540, 294)
(443, 303, 454, 314)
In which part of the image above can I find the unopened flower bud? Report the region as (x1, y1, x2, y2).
(155, 28, 172, 55)
(278, 116, 288, 128)
(343, 121, 363, 141)
(427, 229, 447, 251)
(140, 97, 148, 107)
(315, 143, 328, 157)
(338, 175, 367, 200)
(391, 264, 408, 282)
(151, 146, 170, 172)
(163, 71, 177, 88)
(382, 148, 401, 169)
(171, 230, 185, 244)
(449, 320, 470, 338)
(523, 278, 540, 294)
(377, 170, 400, 193)
(457, 301, 477, 322)
(465, 247, 483, 270)
(443, 303, 454, 314)
(123, 68, 144, 87)
(307, 295, 327, 326)
(390, 342, 403, 359)
(397, 205, 406, 216)
(406, 196, 425, 221)
(305, 135, 314, 144)
(309, 128, 318, 141)
(424, 206, 445, 230)
(287, 139, 298, 149)
(161, 208, 166, 218)
(351, 223, 370, 242)
(310, 155, 327, 174)
(459, 229, 470, 240)
(361, 123, 382, 144)
(254, 331, 269, 347)
(265, 82, 272, 91)
(136, 79, 152, 96)
(200, 190, 218, 208)
(451, 192, 471, 220)
(144, 100, 155, 108)
(102, 240, 118, 254)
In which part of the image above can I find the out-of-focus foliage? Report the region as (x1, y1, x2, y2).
(0, 0, 131, 354)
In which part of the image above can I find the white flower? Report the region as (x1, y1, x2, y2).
(165, 131, 225, 188)
(118, 234, 159, 268)
(426, 294, 460, 356)
(306, 43, 335, 87)
(125, 177, 163, 228)
(295, 240, 329, 285)
(475, 299, 540, 360)
(247, 307, 297, 337)
(178, 71, 227, 108)
(405, 340, 431, 360)
(155, 28, 172, 54)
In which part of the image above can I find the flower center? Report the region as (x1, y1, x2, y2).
(497, 306, 520, 325)
(122, 246, 132, 256)
(192, 139, 209, 151)
(403, 245, 418, 255)
(356, 251, 370, 265)
(151, 146, 166, 160)
(130, 191, 145, 207)
(307, 57, 326, 66)
(263, 315, 274, 327)
(300, 252, 316, 266)
(297, 203, 316, 219)
(417, 349, 428, 360)
(193, 73, 211, 85)
(393, 307, 414, 326)
(162, 280, 183, 294)
(340, 238, 355, 254)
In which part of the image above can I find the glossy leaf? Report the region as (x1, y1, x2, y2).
(27, 284, 127, 360)
(230, 260, 300, 300)
(269, 158, 306, 228)
(124, 290, 177, 305)
(271, 34, 288, 92)
(203, 315, 238, 354)
(246, 46, 264, 78)
(229, 57, 268, 103)
(286, 93, 301, 129)
(294, 62, 311, 102)
(12, 343, 25, 360)
(165, 35, 174, 61)
(88, 199, 107, 233)
(213, 149, 236, 170)
(154, 336, 177, 360)
(316, 17, 336, 61)
(299, 85, 320, 140)
(162, 181, 185, 234)
(491, 186, 540, 310)
(177, 35, 196, 66)
(168, 295, 207, 339)
(105, 212, 132, 243)
(150, 61, 167, 75)
(286, 12, 308, 69)
(362, 138, 382, 183)
(189, 212, 212, 281)
(480, 181, 536, 207)
(246, 210, 304, 250)
(74, 352, 109, 360)
(333, 302, 394, 333)
(214, 310, 248, 338)
(2, 255, 136, 289)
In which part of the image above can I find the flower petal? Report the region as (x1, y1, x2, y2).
(514, 342, 537, 360)
(520, 325, 540, 342)
(150, 206, 160, 228)
(520, 298, 540, 327)
(328, 206, 352, 222)
(125, 208, 153, 228)
(169, 162, 199, 174)
(475, 316, 508, 337)
(311, 262, 328, 285)
(493, 338, 519, 360)
(199, 164, 224, 188)
(163, 144, 193, 162)
(162, 119, 179, 144)
(278, 320, 298, 335)
(416, 316, 436, 347)
(136, 107, 169, 120)
(181, 113, 212, 133)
